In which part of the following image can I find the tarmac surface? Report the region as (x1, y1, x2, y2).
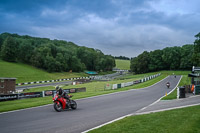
(1, 75, 199, 133)
(137, 95, 200, 114)
(16, 72, 124, 90)
(16, 80, 73, 90)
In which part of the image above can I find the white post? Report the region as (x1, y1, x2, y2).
(42, 91, 45, 97)
(177, 87, 179, 99)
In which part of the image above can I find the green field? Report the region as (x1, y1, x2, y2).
(0, 59, 196, 132)
(115, 59, 130, 70)
(0, 71, 189, 112)
(0, 72, 166, 112)
(0, 59, 130, 83)
(0, 60, 88, 83)
(89, 105, 200, 133)
(0, 70, 190, 112)
(23, 72, 165, 94)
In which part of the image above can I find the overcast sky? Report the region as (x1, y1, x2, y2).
(0, 0, 199, 57)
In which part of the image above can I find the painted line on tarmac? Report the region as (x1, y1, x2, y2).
(78, 75, 169, 101)
(82, 102, 200, 133)
(135, 103, 200, 115)
(82, 75, 182, 133)
(0, 75, 168, 115)
(138, 75, 182, 112)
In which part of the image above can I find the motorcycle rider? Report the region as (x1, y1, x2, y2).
(55, 86, 71, 107)
(166, 81, 170, 88)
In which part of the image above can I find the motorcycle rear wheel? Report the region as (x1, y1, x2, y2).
(70, 100, 77, 110)
(54, 102, 62, 112)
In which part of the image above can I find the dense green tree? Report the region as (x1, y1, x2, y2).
(192, 32, 200, 66)
(0, 36, 3, 51)
(149, 50, 164, 71)
(1, 36, 18, 62)
(0, 32, 115, 72)
(131, 44, 195, 73)
(180, 45, 193, 69)
(18, 40, 34, 63)
(137, 51, 150, 73)
(103, 55, 116, 71)
(162, 47, 181, 70)
(115, 56, 130, 60)
(45, 55, 58, 72)
(130, 51, 150, 74)
(130, 57, 139, 73)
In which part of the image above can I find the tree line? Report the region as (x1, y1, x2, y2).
(0, 33, 115, 72)
(115, 56, 130, 60)
(130, 33, 200, 74)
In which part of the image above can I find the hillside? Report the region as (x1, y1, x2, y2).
(0, 33, 115, 72)
(0, 60, 88, 83)
(115, 59, 130, 70)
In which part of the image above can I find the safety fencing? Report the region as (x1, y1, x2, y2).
(0, 87, 86, 101)
(16, 77, 90, 86)
(104, 73, 161, 90)
(16, 72, 123, 86)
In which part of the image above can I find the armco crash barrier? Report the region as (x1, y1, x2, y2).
(106, 73, 161, 90)
(0, 87, 86, 101)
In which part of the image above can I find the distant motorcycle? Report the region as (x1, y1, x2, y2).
(166, 82, 170, 89)
(53, 92, 77, 112)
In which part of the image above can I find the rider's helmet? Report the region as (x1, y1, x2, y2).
(55, 86, 60, 91)
(55, 86, 63, 95)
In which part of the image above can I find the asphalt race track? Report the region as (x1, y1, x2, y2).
(16, 80, 73, 90)
(0, 76, 181, 133)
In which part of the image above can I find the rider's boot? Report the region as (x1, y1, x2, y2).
(66, 100, 71, 108)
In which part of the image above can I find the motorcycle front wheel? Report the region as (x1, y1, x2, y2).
(54, 102, 62, 112)
(70, 100, 77, 110)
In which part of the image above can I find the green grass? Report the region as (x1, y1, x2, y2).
(115, 59, 130, 70)
(0, 60, 88, 83)
(89, 105, 200, 133)
(159, 70, 190, 75)
(23, 72, 166, 93)
(0, 70, 190, 112)
(118, 71, 162, 80)
(0, 97, 53, 112)
(0, 72, 166, 113)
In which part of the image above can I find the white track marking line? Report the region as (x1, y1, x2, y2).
(0, 75, 168, 115)
(138, 75, 182, 112)
(82, 76, 183, 133)
(82, 103, 200, 133)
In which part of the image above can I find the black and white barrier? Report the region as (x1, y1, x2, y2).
(104, 73, 161, 90)
(16, 77, 90, 86)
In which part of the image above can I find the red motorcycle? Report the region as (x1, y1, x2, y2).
(53, 92, 77, 112)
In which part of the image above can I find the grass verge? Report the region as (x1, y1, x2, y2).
(89, 105, 200, 133)
(0, 73, 166, 113)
